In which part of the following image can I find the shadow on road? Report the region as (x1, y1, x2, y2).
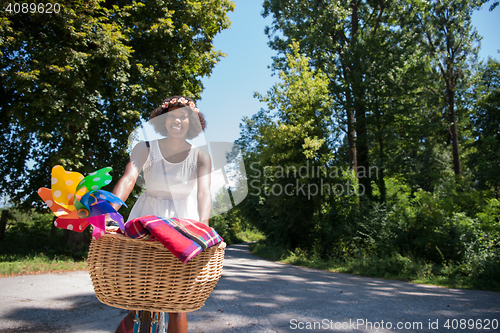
(0, 294, 124, 333)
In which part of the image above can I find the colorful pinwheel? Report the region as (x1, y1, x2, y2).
(37, 165, 126, 239)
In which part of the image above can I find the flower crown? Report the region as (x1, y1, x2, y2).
(162, 97, 199, 113)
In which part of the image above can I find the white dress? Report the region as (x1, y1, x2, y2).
(127, 140, 200, 221)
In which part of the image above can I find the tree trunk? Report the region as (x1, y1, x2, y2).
(347, 98, 357, 173)
(50, 216, 58, 238)
(376, 104, 386, 202)
(447, 87, 462, 177)
(355, 105, 372, 199)
(0, 209, 8, 240)
(350, 0, 372, 199)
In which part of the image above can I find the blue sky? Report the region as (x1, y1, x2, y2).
(197, 1, 500, 145)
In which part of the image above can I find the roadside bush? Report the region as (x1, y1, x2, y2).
(0, 209, 88, 260)
(298, 175, 499, 288)
(209, 210, 246, 245)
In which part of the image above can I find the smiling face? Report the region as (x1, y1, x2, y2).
(165, 106, 190, 138)
(149, 96, 206, 139)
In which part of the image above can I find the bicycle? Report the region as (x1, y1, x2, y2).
(132, 311, 165, 333)
(87, 232, 226, 333)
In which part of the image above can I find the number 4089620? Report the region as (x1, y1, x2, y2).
(4, 2, 61, 14)
(443, 319, 498, 330)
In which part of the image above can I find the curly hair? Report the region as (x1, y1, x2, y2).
(150, 96, 206, 140)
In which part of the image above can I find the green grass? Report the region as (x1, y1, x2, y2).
(0, 253, 87, 277)
(249, 242, 500, 292)
(236, 227, 266, 243)
(0, 209, 89, 277)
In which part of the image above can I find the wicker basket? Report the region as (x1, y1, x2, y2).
(87, 233, 225, 312)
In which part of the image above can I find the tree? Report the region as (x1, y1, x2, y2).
(262, 0, 424, 199)
(0, 0, 234, 208)
(261, 0, 490, 197)
(470, 58, 500, 195)
(414, 0, 484, 178)
(236, 42, 333, 249)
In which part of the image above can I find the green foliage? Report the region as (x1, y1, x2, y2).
(414, 0, 484, 177)
(469, 58, 500, 193)
(0, 0, 234, 209)
(236, 227, 266, 243)
(237, 41, 335, 250)
(209, 185, 266, 245)
(247, 169, 500, 289)
(209, 212, 242, 245)
(262, 0, 451, 198)
(210, 211, 264, 245)
(0, 208, 88, 262)
(210, 185, 245, 245)
(324, 175, 498, 263)
(233, 0, 500, 290)
(476, 198, 500, 239)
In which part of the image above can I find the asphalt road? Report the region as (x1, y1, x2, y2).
(1, 243, 499, 333)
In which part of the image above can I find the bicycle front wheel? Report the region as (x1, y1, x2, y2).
(157, 312, 166, 333)
(138, 311, 152, 333)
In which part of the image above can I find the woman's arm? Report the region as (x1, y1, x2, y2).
(111, 142, 149, 211)
(197, 149, 212, 225)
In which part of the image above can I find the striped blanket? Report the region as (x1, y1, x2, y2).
(123, 215, 223, 264)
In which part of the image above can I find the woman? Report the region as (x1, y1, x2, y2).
(111, 96, 212, 333)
